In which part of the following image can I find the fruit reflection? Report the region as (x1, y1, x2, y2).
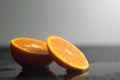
(16, 67, 56, 78)
(63, 70, 89, 80)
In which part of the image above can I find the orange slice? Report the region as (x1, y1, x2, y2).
(46, 36, 89, 70)
(10, 37, 53, 68)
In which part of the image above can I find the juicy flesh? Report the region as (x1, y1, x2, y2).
(50, 37, 88, 67)
(14, 39, 48, 54)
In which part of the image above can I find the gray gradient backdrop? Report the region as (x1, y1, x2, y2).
(1, 0, 120, 46)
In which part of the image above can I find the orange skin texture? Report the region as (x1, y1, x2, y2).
(10, 38, 53, 68)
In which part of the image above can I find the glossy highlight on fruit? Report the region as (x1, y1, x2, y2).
(10, 37, 53, 68)
(46, 36, 89, 70)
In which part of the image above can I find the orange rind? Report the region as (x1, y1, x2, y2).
(46, 36, 89, 70)
(10, 37, 53, 68)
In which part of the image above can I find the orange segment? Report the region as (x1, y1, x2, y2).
(46, 36, 89, 70)
(10, 37, 53, 68)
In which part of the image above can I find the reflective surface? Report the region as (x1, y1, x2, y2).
(0, 46, 120, 80)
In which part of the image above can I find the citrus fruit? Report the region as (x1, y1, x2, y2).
(46, 36, 89, 70)
(10, 37, 53, 68)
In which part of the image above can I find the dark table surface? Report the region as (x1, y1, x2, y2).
(0, 46, 120, 80)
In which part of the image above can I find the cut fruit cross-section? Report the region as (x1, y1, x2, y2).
(46, 36, 89, 70)
(10, 37, 53, 68)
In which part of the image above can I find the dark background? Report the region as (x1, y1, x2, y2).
(1, 46, 120, 80)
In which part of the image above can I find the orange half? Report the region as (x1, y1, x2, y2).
(46, 36, 89, 70)
(10, 37, 53, 68)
